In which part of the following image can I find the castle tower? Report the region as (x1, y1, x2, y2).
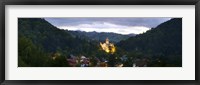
(105, 37, 109, 44)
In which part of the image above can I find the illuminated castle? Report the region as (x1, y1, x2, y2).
(100, 38, 116, 54)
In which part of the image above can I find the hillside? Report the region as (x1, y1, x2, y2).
(117, 18, 182, 66)
(18, 18, 100, 66)
(68, 30, 136, 43)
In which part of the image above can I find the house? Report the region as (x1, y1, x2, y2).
(80, 55, 90, 67)
(66, 54, 78, 67)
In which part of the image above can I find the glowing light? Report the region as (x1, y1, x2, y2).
(100, 38, 116, 54)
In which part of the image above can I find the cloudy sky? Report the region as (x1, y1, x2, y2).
(45, 18, 171, 35)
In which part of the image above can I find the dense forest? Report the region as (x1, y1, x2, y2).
(68, 30, 135, 43)
(18, 18, 182, 67)
(117, 18, 182, 66)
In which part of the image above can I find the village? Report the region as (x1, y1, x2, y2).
(50, 38, 149, 67)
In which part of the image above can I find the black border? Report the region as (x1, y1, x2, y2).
(0, 0, 200, 85)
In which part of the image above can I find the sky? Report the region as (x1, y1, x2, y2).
(45, 18, 171, 35)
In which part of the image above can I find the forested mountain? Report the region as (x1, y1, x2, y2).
(68, 31, 136, 43)
(18, 18, 100, 67)
(117, 18, 182, 66)
(19, 18, 99, 54)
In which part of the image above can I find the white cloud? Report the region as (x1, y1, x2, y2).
(58, 22, 150, 35)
